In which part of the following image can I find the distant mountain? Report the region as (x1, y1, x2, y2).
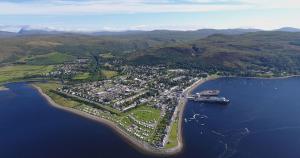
(1, 26, 300, 36)
(0, 31, 17, 38)
(91, 30, 146, 36)
(92, 28, 261, 37)
(195, 28, 261, 36)
(18, 26, 66, 35)
(88, 29, 262, 43)
(129, 31, 300, 74)
(1, 30, 300, 75)
(13, 27, 263, 39)
(276, 27, 300, 32)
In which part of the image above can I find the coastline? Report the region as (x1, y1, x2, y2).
(11, 75, 293, 155)
(31, 84, 184, 156)
(0, 85, 9, 91)
(175, 75, 218, 154)
(31, 76, 217, 156)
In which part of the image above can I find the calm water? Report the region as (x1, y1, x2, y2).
(1, 77, 300, 158)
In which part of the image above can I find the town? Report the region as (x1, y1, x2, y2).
(46, 58, 208, 148)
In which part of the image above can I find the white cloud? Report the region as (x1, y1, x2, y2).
(0, 0, 299, 15)
(1, 0, 300, 31)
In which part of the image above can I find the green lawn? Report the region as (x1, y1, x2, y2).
(129, 105, 161, 122)
(165, 119, 179, 149)
(101, 70, 119, 79)
(73, 72, 90, 80)
(99, 53, 114, 59)
(0, 65, 54, 83)
(120, 116, 134, 127)
(35, 82, 82, 108)
(21, 52, 75, 65)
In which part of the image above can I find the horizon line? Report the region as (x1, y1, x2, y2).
(1, 25, 299, 33)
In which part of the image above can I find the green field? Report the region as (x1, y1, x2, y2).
(165, 119, 179, 149)
(120, 116, 134, 127)
(101, 70, 119, 79)
(35, 82, 83, 108)
(130, 105, 161, 122)
(0, 65, 54, 83)
(73, 72, 91, 80)
(99, 53, 114, 59)
(20, 52, 75, 65)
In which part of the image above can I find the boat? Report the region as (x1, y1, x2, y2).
(197, 90, 220, 96)
(188, 89, 230, 104)
(190, 96, 230, 104)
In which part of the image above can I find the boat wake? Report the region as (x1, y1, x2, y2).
(213, 128, 251, 158)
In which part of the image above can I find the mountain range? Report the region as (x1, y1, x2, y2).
(1, 27, 300, 76)
(0, 27, 299, 38)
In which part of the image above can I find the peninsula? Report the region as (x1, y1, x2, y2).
(29, 61, 215, 155)
(1, 30, 300, 156)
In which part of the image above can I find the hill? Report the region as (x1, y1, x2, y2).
(276, 27, 300, 32)
(1, 30, 300, 76)
(0, 29, 260, 64)
(0, 31, 17, 38)
(128, 31, 300, 75)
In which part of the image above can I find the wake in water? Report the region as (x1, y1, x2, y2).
(211, 128, 251, 158)
(185, 112, 208, 123)
(186, 112, 252, 158)
(249, 126, 300, 134)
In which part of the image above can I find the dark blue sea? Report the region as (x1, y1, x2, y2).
(1, 77, 300, 158)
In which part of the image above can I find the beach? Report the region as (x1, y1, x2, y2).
(31, 77, 216, 156)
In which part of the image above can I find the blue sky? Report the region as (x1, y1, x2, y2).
(0, 0, 300, 32)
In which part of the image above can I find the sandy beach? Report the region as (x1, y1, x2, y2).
(31, 77, 216, 156)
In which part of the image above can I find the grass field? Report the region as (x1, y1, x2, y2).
(35, 82, 82, 108)
(101, 70, 119, 79)
(73, 72, 90, 80)
(129, 105, 161, 122)
(35, 82, 121, 114)
(99, 53, 114, 59)
(20, 52, 75, 65)
(0, 65, 54, 83)
(165, 119, 179, 149)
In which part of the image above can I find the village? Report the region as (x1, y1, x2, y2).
(49, 59, 208, 148)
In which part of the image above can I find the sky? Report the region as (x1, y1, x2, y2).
(0, 0, 300, 32)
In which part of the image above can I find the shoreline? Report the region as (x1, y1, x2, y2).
(31, 76, 217, 156)
(31, 84, 184, 156)
(0, 86, 9, 91)
(11, 75, 296, 156)
(175, 75, 218, 154)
